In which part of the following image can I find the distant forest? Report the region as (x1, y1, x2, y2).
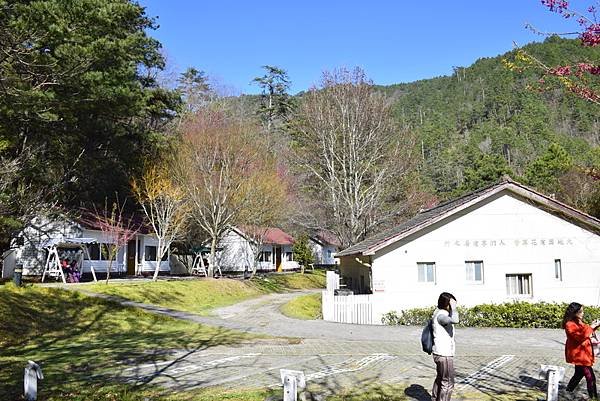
(381, 37, 599, 213)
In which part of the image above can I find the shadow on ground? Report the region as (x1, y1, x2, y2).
(0, 284, 253, 400)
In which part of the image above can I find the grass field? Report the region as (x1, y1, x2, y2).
(83, 270, 326, 315)
(280, 292, 322, 320)
(0, 283, 257, 400)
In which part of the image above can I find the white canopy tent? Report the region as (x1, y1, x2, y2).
(41, 238, 98, 283)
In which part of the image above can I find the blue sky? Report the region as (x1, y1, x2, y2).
(139, 0, 586, 94)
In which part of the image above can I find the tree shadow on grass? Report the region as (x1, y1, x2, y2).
(0, 285, 253, 400)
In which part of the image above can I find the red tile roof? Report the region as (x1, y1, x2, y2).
(263, 228, 295, 245)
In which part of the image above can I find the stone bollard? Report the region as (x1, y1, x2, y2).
(539, 364, 565, 401)
(24, 360, 43, 401)
(280, 369, 306, 401)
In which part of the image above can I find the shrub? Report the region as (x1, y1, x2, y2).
(382, 302, 600, 329)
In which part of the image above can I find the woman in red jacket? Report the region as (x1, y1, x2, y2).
(564, 302, 600, 399)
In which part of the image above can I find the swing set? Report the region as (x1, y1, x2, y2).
(41, 238, 98, 283)
(190, 246, 222, 277)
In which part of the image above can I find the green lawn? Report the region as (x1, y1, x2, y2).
(281, 292, 322, 320)
(83, 270, 326, 315)
(0, 283, 258, 400)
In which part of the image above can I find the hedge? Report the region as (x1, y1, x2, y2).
(381, 302, 600, 329)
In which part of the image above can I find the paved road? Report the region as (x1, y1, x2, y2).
(91, 290, 576, 399)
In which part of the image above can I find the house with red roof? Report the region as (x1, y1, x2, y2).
(217, 226, 299, 273)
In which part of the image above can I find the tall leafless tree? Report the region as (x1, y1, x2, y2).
(292, 67, 416, 248)
(173, 110, 288, 277)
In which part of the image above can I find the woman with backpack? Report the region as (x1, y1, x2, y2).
(431, 292, 459, 401)
(563, 302, 600, 399)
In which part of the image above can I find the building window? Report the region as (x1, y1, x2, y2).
(327, 249, 332, 258)
(506, 274, 532, 296)
(88, 243, 100, 261)
(285, 252, 293, 261)
(417, 262, 436, 283)
(145, 246, 157, 261)
(101, 243, 113, 260)
(554, 259, 562, 281)
(465, 261, 484, 283)
(259, 251, 272, 262)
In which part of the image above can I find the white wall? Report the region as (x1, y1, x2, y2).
(134, 234, 170, 274)
(366, 192, 600, 322)
(216, 229, 299, 272)
(217, 230, 254, 272)
(18, 216, 83, 275)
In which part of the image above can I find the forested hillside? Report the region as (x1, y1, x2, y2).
(382, 37, 599, 211)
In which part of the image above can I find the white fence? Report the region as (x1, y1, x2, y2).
(326, 270, 340, 292)
(322, 290, 376, 325)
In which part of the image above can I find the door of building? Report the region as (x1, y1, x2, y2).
(275, 246, 282, 272)
(127, 239, 136, 275)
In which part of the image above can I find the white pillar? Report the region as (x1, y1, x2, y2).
(24, 361, 43, 401)
(540, 364, 565, 401)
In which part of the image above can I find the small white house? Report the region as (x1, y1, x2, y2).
(309, 232, 340, 266)
(334, 179, 600, 324)
(2, 214, 170, 279)
(217, 227, 299, 273)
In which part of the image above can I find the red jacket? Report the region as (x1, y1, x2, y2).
(565, 320, 594, 366)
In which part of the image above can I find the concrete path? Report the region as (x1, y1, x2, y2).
(84, 289, 577, 399)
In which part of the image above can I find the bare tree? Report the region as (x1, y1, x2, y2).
(86, 199, 138, 283)
(292, 67, 416, 248)
(174, 111, 286, 277)
(132, 162, 189, 281)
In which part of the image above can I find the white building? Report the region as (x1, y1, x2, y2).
(217, 227, 299, 273)
(335, 179, 600, 323)
(309, 232, 340, 266)
(2, 214, 170, 279)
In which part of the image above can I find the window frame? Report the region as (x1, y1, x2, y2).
(465, 260, 484, 284)
(506, 273, 533, 297)
(554, 259, 562, 281)
(259, 251, 272, 263)
(417, 262, 436, 284)
(88, 243, 101, 261)
(144, 245, 157, 262)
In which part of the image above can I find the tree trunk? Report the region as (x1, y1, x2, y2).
(105, 259, 112, 284)
(153, 239, 162, 282)
(209, 236, 217, 278)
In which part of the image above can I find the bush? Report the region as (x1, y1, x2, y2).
(382, 302, 600, 329)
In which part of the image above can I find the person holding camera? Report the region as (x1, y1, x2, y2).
(431, 292, 459, 401)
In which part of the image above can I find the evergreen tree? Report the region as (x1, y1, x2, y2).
(523, 143, 573, 194)
(292, 234, 314, 273)
(462, 152, 513, 192)
(177, 67, 212, 113)
(0, 0, 180, 218)
(252, 65, 293, 134)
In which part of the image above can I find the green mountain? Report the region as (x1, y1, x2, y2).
(382, 37, 599, 200)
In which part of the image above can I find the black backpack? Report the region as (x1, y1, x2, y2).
(421, 318, 434, 354)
